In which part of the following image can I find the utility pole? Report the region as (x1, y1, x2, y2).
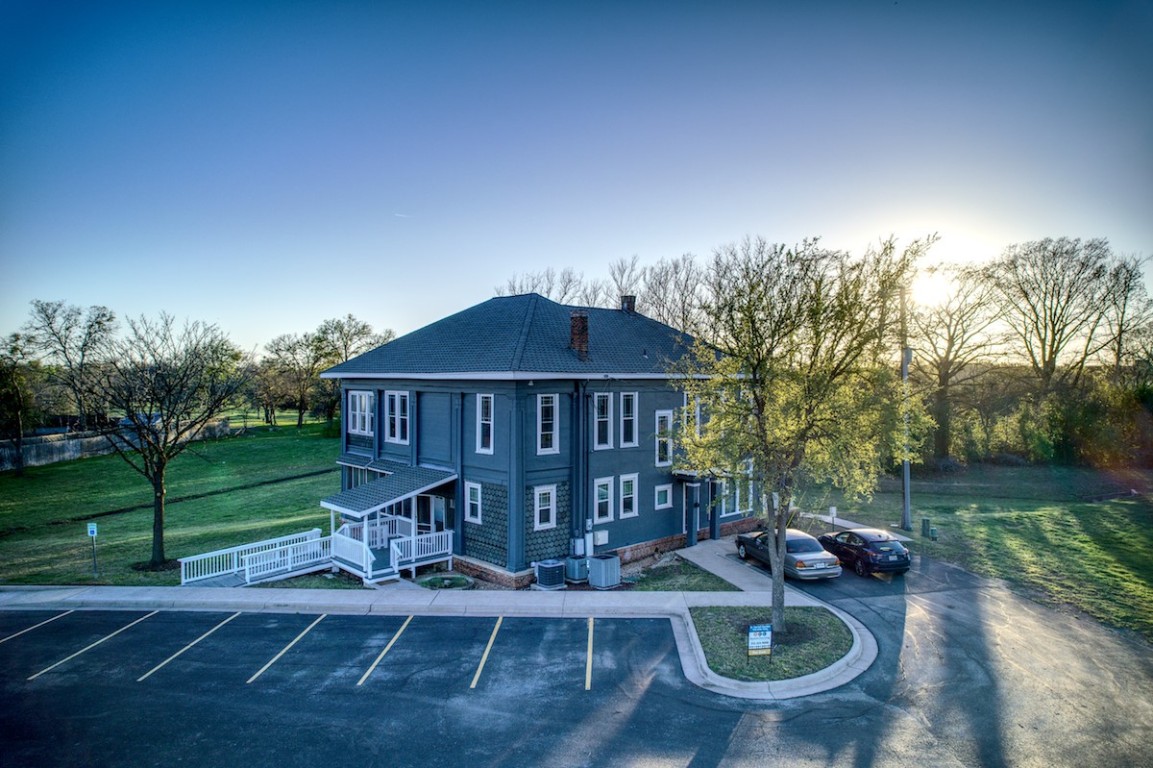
(900, 287, 913, 531)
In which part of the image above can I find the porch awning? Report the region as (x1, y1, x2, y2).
(321, 463, 457, 519)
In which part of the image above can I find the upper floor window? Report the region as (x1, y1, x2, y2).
(655, 410, 673, 466)
(534, 484, 557, 531)
(537, 394, 558, 455)
(593, 392, 613, 450)
(348, 391, 374, 436)
(620, 392, 638, 447)
(384, 391, 409, 444)
(465, 481, 482, 524)
(476, 394, 494, 454)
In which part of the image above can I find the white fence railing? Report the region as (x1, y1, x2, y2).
(242, 536, 332, 584)
(180, 529, 324, 585)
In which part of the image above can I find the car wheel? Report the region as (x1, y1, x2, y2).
(737, 543, 748, 560)
(854, 558, 868, 577)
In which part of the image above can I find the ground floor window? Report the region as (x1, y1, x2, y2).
(534, 484, 557, 531)
(654, 483, 673, 510)
(593, 477, 613, 523)
(465, 481, 482, 524)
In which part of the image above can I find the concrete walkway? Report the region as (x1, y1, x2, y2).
(0, 535, 876, 700)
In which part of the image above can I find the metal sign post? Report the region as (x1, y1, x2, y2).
(87, 523, 98, 578)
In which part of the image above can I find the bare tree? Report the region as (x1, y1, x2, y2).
(983, 238, 1113, 393)
(496, 267, 586, 303)
(313, 315, 396, 422)
(608, 255, 643, 299)
(23, 300, 117, 430)
(640, 253, 705, 333)
(678, 236, 930, 633)
(1099, 254, 1153, 381)
(91, 315, 246, 568)
(911, 266, 1003, 461)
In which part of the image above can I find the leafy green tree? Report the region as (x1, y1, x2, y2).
(91, 315, 247, 568)
(677, 236, 930, 633)
(265, 333, 327, 428)
(0, 333, 43, 476)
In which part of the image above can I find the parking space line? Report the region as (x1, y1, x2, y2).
(357, 615, 412, 686)
(246, 614, 326, 684)
(585, 617, 594, 690)
(27, 611, 158, 681)
(0, 610, 74, 646)
(137, 612, 241, 682)
(469, 616, 503, 689)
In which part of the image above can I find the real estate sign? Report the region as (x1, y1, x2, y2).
(747, 623, 772, 657)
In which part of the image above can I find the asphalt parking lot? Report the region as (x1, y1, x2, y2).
(1, 610, 675, 695)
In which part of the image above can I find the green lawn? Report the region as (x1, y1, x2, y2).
(690, 606, 852, 681)
(0, 424, 337, 586)
(806, 465, 1153, 643)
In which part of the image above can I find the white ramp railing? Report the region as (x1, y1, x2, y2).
(391, 531, 453, 575)
(179, 529, 323, 585)
(242, 536, 332, 584)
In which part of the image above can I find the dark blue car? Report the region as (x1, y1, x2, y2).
(818, 528, 911, 576)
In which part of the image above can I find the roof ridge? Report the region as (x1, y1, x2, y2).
(509, 293, 539, 370)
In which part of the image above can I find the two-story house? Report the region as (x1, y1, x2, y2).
(319, 293, 758, 586)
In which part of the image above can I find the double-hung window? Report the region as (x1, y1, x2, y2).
(593, 393, 612, 450)
(384, 391, 409, 444)
(655, 410, 673, 466)
(620, 392, 638, 447)
(534, 484, 557, 531)
(537, 394, 558, 455)
(619, 473, 638, 518)
(476, 394, 494, 454)
(465, 481, 482, 524)
(348, 391, 374, 436)
(593, 477, 613, 523)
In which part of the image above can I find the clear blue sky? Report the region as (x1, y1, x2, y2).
(3, 0, 1151, 352)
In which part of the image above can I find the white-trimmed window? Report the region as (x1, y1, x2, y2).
(537, 394, 558, 455)
(655, 410, 673, 466)
(534, 484, 557, 531)
(593, 392, 613, 450)
(620, 392, 638, 447)
(593, 477, 613, 523)
(683, 393, 703, 437)
(348, 391, 375, 436)
(465, 481, 482, 524)
(619, 474, 638, 519)
(717, 479, 740, 517)
(476, 394, 494, 454)
(654, 483, 673, 510)
(385, 391, 409, 444)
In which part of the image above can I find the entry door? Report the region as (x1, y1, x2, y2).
(415, 495, 447, 533)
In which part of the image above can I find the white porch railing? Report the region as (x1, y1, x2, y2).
(242, 535, 332, 584)
(333, 522, 376, 577)
(391, 530, 453, 576)
(180, 529, 324, 585)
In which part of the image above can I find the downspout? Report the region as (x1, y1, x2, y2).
(573, 381, 589, 556)
(453, 392, 464, 558)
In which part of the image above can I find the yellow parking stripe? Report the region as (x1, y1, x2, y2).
(28, 611, 158, 681)
(585, 617, 594, 690)
(469, 616, 503, 689)
(246, 614, 326, 684)
(357, 615, 413, 686)
(0, 610, 74, 646)
(137, 612, 241, 682)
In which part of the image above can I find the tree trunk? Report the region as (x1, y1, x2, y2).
(151, 470, 167, 566)
(933, 383, 951, 460)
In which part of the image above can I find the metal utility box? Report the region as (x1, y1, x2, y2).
(533, 559, 566, 590)
(565, 556, 589, 583)
(588, 554, 621, 589)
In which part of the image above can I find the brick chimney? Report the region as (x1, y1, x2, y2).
(570, 310, 589, 361)
(620, 295, 636, 313)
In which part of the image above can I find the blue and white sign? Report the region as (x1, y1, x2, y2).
(748, 623, 773, 657)
(87, 523, 98, 538)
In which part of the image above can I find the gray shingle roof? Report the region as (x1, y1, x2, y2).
(322, 293, 694, 379)
(321, 461, 457, 518)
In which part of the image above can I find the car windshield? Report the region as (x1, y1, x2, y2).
(786, 539, 824, 554)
